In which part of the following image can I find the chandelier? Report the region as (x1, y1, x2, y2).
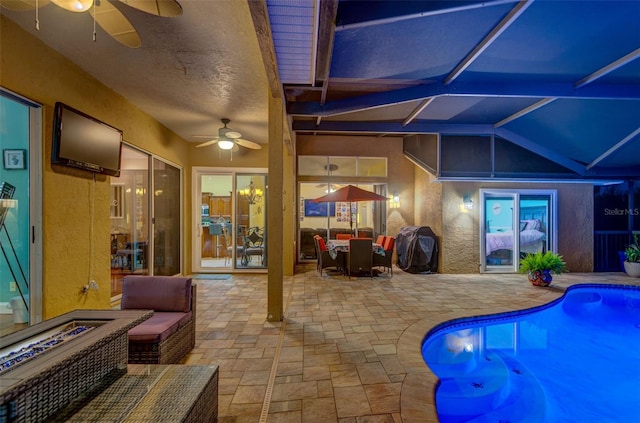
(240, 179, 263, 205)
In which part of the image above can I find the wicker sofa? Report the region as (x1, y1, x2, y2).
(121, 275, 196, 364)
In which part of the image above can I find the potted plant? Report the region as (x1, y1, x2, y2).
(623, 234, 640, 278)
(519, 251, 568, 287)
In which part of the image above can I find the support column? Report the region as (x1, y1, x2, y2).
(267, 94, 284, 322)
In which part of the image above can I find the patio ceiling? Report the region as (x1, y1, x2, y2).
(269, 0, 640, 179)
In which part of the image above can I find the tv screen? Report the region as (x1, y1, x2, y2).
(52, 102, 123, 176)
(304, 199, 335, 217)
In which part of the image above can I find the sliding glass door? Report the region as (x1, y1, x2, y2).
(110, 146, 182, 297)
(0, 90, 43, 328)
(481, 189, 557, 273)
(193, 168, 267, 272)
(297, 182, 384, 262)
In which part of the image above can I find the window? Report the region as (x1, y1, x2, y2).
(298, 156, 387, 177)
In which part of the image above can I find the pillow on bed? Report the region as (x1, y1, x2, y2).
(521, 219, 542, 231)
(519, 221, 527, 231)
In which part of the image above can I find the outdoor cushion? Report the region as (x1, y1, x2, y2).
(317, 237, 327, 251)
(121, 276, 192, 312)
(128, 311, 192, 343)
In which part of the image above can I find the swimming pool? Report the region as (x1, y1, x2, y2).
(421, 284, 640, 422)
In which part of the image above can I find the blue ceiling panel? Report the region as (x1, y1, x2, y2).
(600, 134, 640, 168)
(274, 0, 640, 176)
(330, 3, 513, 80)
(335, 0, 494, 27)
(599, 59, 640, 85)
(503, 99, 640, 164)
(462, 1, 640, 82)
(419, 96, 541, 124)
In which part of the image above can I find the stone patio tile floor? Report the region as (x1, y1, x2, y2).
(184, 268, 638, 422)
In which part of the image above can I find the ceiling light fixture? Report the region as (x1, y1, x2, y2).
(239, 179, 263, 205)
(51, 0, 93, 12)
(217, 138, 235, 150)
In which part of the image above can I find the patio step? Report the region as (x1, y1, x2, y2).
(465, 351, 547, 423)
(435, 350, 511, 420)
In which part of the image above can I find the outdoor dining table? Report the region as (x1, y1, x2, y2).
(326, 239, 385, 259)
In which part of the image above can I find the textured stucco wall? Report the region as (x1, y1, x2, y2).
(440, 182, 594, 274)
(414, 167, 443, 267)
(1, 17, 190, 318)
(441, 184, 481, 273)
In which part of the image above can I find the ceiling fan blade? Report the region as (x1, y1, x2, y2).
(195, 140, 219, 148)
(225, 130, 242, 139)
(94, 0, 141, 48)
(51, 0, 92, 12)
(236, 139, 262, 150)
(0, 0, 50, 11)
(117, 0, 182, 17)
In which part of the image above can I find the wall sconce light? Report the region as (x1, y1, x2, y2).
(462, 194, 474, 210)
(389, 194, 401, 209)
(239, 179, 263, 205)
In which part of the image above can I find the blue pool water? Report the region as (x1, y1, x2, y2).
(421, 284, 640, 422)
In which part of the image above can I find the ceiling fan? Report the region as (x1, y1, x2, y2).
(0, 0, 182, 48)
(194, 119, 262, 151)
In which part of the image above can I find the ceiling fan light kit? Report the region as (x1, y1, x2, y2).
(2, 0, 182, 47)
(193, 118, 262, 155)
(217, 139, 235, 150)
(51, 0, 92, 12)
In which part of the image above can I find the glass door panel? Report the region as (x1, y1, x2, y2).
(110, 145, 150, 297)
(298, 182, 329, 261)
(236, 174, 266, 269)
(519, 195, 551, 255)
(0, 93, 33, 329)
(198, 174, 233, 270)
(153, 159, 181, 275)
(297, 182, 385, 262)
(484, 194, 516, 271)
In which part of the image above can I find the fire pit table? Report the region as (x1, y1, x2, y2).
(0, 309, 152, 422)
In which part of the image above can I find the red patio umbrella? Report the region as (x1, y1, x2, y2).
(312, 185, 387, 234)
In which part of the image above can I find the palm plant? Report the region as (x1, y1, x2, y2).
(519, 251, 568, 286)
(624, 234, 640, 263)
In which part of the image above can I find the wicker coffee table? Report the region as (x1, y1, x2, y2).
(51, 364, 219, 422)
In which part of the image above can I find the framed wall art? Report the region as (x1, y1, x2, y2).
(3, 149, 27, 170)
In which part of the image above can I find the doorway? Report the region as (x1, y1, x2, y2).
(193, 168, 267, 272)
(0, 90, 43, 331)
(110, 145, 183, 297)
(481, 189, 557, 273)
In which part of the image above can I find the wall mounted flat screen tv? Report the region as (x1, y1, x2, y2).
(52, 102, 123, 177)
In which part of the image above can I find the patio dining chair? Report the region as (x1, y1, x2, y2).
(347, 238, 373, 279)
(314, 235, 341, 276)
(374, 236, 395, 275)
